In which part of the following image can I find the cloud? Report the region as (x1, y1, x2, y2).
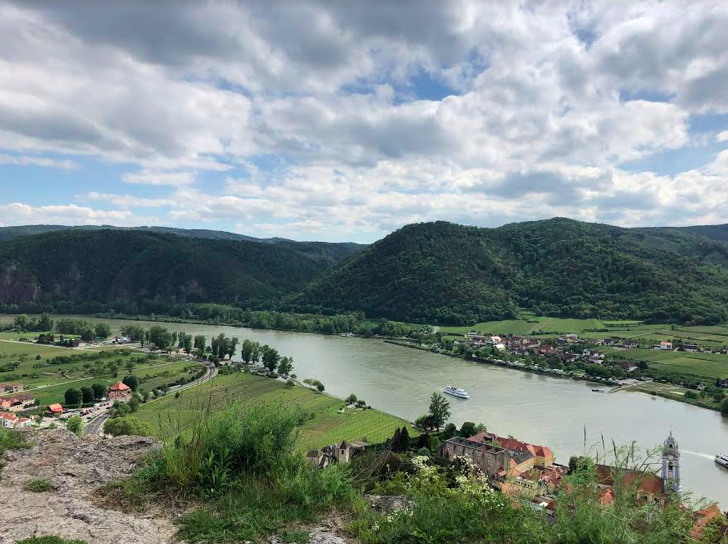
(0, 202, 159, 227)
(121, 170, 196, 186)
(0, 1, 727, 241)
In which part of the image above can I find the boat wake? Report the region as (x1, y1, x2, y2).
(682, 450, 716, 461)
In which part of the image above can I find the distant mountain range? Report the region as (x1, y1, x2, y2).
(2, 220, 728, 325)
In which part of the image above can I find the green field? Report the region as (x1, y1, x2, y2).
(611, 348, 728, 379)
(441, 316, 606, 336)
(136, 372, 414, 451)
(0, 337, 201, 406)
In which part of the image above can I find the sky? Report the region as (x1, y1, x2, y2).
(1, 1, 728, 243)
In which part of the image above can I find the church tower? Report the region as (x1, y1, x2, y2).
(661, 432, 680, 493)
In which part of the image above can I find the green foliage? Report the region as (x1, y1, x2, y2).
(0, 229, 358, 313)
(122, 375, 140, 391)
(23, 478, 55, 492)
(428, 392, 450, 430)
(94, 322, 112, 339)
(295, 219, 728, 324)
(722, 397, 728, 416)
(65, 416, 83, 437)
(15, 537, 86, 544)
(103, 416, 153, 437)
(80, 386, 94, 404)
(0, 427, 27, 457)
(64, 388, 81, 407)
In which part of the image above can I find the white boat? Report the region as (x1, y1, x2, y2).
(444, 385, 470, 399)
(715, 454, 728, 469)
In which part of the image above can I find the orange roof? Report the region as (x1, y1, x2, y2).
(0, 411, 18, 421)
(690, 504, 724, 539)
(47, 403, 63, 413)
(109, 381, 130, 391)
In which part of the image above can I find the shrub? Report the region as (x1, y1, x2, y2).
(65, 416, 83, 437)
(24, 478, 55, 492)
(722, 397, 728, 416)
(15, 537, 86, 544)
(155, 402, 300, 494)
(103, 416, 153, 437)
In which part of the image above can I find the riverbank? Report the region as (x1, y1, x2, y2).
(384, 339, 724, 413)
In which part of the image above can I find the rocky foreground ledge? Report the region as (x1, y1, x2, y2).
(0, 429, 353, 544)
(0, 429, 175, 544)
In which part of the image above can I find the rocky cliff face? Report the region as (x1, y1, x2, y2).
(0, 429, 354, 544)
(0, 429, 175, 544)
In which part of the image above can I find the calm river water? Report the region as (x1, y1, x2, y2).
(33, 316, 728, 506)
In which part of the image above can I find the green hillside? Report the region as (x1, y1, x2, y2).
(0, 229, 345, 313)
(293, 219, 728, 325)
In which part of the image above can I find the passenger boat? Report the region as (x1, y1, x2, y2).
(715, 454, 728, 469)
(444, 385, 470, 399)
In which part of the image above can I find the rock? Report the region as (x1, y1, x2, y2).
(0, 428, 175, 544)
(366, 494, 414, 513)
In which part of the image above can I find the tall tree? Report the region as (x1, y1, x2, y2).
(181, 333, 193, 355)
(92, 383, 106, 400)
(241, 339, 254, 363)
(227, 337, 239, 359)
(428, 392, 451, 430)
(64, 388, 82, 407)
(95, 322, 112, 339)
(277, 356, 293, 377)
(80, 386, 95, 405)
(262, 345, 280, 373)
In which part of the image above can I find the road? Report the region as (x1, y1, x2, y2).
(83, 360, 218, 436)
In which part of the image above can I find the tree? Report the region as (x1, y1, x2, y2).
(241, 339, 255, 363)
(345, 393, 358, 405)
(103, 416, 153, 437)
(458, 421, 478, 438)
(180, 333, 193, 355)
(38, 313, 53, 331)
(316, 382, 325, 392)
(95, 322, 112, 339)
(64, 388, 82, 407)
(395, 426, 410, 452)
(149, 326, 172, 352)
(428, 392, 451, 430)
(66, 415, 83, 437)
(13, 314, 29, 330)
(80, 327, 95, 342)
(109, 362, 119, 378)
(125, 360, 135, 374)
(194, 335, 206, 352)
(251, 341, 262, 364)
(80, 386, 95, 405)
(262, 345, 280, 372)
(442, 422, 457, 439)
(227, 337, 239, 359)
(128, 395, 140, 412)
(722, 397, 728, 416)
(92, 383, 106, 400)
(277, 356, 293, 377)
(122, 375, 140, 391)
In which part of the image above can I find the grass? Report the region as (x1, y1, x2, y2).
(24, 478, 55, 492)
(611, 348, 728, 379)
(137, 372, 415, 450)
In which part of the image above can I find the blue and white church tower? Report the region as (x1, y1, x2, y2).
(661, 432, 681, 494)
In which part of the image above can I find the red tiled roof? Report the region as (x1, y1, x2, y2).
(109, 381, 130, 391)
(47, 403, 63, 413)
(0, 411, 18, 421)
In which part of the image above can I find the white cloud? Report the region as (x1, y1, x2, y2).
(0, 202, 159, 227)
(0, 154, 77, 169)
(0, 1, 728, 240)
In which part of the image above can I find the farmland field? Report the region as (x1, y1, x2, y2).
(610, 348, 728, 379)
(440, 316, 606, 336)
(136, 372, 415, 451)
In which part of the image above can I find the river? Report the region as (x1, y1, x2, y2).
(9, 315, 728, 507)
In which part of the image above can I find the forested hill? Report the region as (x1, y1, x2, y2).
(0, 229, 352, 314)
(292, 219, 728, 325)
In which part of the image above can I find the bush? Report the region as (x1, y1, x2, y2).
(24, 478, 55, 492)
(103, 416, 153, 437)
(155, 403, 300, 494)
(722, 397, 728, 416)
(15, 537, 86, 544)
(65, 416, 83, 437)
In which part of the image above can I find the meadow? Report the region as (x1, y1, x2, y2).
(609, 347, 728, 379)
(136, 371, 414, 450)
(0, 337, 201, 406)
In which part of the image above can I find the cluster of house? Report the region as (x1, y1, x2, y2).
(306, 440, 366, 468)
(0, 380, 133, 429)
(440, 431, 565, 509)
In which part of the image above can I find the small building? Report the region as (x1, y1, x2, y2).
(0, 411, 31, 429)
(658, 341, 673, 351)
(683, 343, 699, 353)
(0, 393, 35, 412)
(46, 403, 64, 416)
(306, 449, 330, 469)
(333, 440, 365, 464)
(0, 383, 24, 394)
(108, 381, 132, 401)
